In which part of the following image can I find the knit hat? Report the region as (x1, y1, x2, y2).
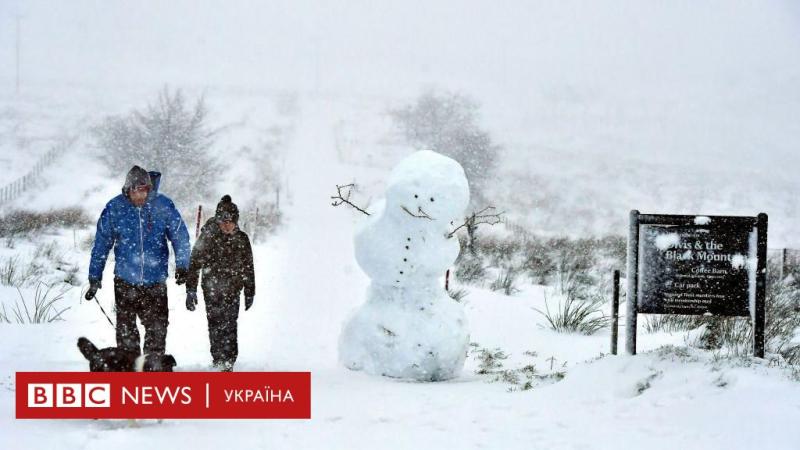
(122, 165, 152, 193)
(215, 195, 239, 223)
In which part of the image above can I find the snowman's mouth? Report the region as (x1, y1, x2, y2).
(401, 205, 434, 220)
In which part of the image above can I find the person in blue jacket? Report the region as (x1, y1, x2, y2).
(85, 165, 191, 355)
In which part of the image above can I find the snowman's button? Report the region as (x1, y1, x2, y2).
(405, 245, 409, 250)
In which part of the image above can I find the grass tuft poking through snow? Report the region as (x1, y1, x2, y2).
(0, 282, 71, 324)
(534, 288, 610, 335)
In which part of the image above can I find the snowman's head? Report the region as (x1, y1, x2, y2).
(385, 150, 470, 224)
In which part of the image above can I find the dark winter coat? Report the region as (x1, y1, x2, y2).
(186, 218, 255, 298)
(89, 171, 191, 285)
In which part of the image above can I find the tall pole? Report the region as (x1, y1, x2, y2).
(626, 210, 640, 355)
(15, 15, 21, 95)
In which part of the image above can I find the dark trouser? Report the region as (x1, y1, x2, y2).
(114, 278, 169, 354)
(203, 282, 241, 367)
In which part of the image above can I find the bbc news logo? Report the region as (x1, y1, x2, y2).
(28, 383, 110, 408)
(17, 372, 311, 419)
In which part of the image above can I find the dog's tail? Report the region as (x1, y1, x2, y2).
(77, 337, 98, 360)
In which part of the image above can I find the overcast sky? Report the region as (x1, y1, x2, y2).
(1, 0, 798, 95)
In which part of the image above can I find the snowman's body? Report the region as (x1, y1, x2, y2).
(338, 150, 470, 381)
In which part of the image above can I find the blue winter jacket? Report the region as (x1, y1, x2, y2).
(88, 172, 191, 286)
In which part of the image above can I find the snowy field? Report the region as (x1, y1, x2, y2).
(1, 0, 800, 449)
(0, 92, 798, 450)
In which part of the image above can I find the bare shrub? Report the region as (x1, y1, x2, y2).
(390, 90, 501, 205)
(454, 241, 487, 285)
(92, 87, 223, 208)
(0, 207, 91, 238)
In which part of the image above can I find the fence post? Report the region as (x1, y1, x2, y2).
(782, 248, 788, 280)
(611, 270, 620, 355)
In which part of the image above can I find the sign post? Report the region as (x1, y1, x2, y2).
(611, 270, 620, 355)
(626, 211, 767, 357)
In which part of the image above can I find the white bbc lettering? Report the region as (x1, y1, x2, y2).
(27, 383, 111, 408)
(28, 384, 53, 407)
(56, 384, 82, 407)
(84, 384, 111, 407)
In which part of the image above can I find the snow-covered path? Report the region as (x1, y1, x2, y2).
(246, 96, 366, 370)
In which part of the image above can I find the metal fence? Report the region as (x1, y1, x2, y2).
(0, 136, 77, 205)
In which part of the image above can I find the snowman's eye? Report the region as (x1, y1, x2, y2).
(414, 194, 418, 198)
(430, 197, 435, 202)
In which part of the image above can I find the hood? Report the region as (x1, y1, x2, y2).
(145, 171, 162, 203)
(148, 171, 162, 195)
(121, 168, 162, 204)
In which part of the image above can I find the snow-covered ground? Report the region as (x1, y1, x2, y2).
(1, 1, 800, 448)
(0, 93, 799, 450)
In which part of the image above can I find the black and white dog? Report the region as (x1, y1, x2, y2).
(77, 337, 177, 372)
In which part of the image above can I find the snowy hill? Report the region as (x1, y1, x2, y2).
(1, 0, 800, 449)
(1, 92, 799, 450)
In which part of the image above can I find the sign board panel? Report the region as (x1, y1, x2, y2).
(638, 224, 753, 316)
(625, 212, 767, 357)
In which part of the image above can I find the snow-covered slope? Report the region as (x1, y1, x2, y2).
(1, 94, 799, 450)
(1, 1, 800, 447)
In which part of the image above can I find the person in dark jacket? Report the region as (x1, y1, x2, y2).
(85, 165, 191, 355)
(186, 195, 255, 371)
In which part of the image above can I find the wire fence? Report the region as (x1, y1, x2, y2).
(0, 136, 77, 205)
(768, 248, 800, 279)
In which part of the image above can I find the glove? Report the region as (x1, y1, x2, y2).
(186, 291, 198, 311)
(245, 295, 254, 311)
(175, 268, 188, 285)
(84, 280, 101, 300)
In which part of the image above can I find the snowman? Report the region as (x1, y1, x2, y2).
(338, 150, 471, 381)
